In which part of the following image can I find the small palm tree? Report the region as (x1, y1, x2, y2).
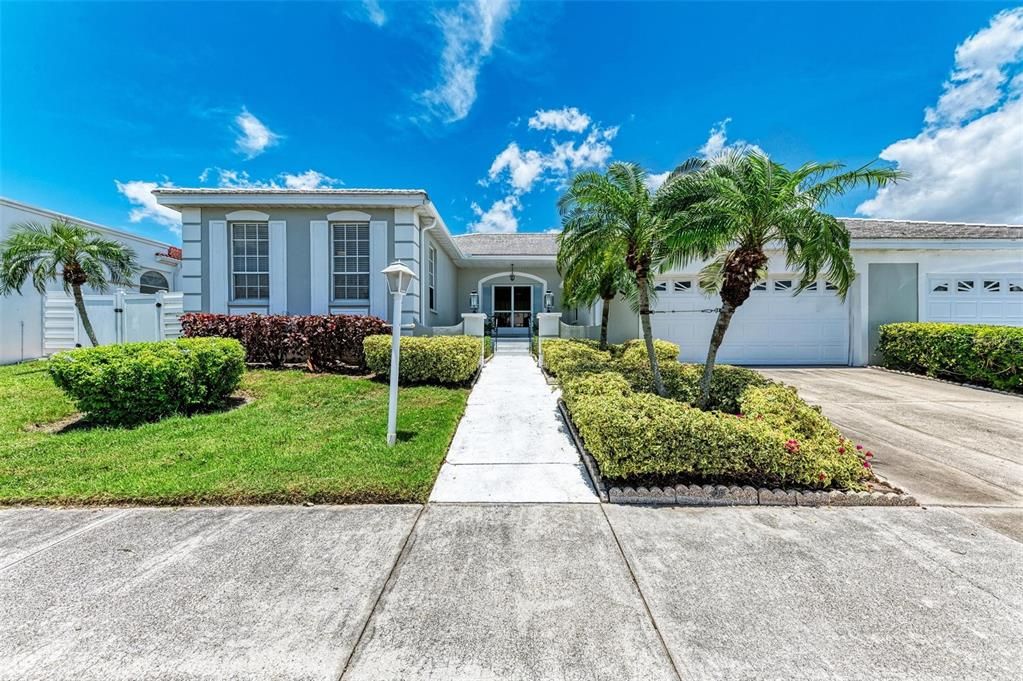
(557, 227, 632, 350)
(558, 162, 698, 395)
(0, 219, 138, 347)
(659, 150, 905, 408)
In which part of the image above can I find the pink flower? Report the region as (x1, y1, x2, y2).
(837, 447, 845, 454)
(865, 451, 874, 458)
(818, 473, 826, 481)
(856, 445, 863, 451)
(863, 461, 872, 468)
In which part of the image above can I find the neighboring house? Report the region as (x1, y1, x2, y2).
(0, 197, 182, 364)
(153, 188, 1022, 366)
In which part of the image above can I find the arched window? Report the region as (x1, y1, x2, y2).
(139, 271, 170, 294)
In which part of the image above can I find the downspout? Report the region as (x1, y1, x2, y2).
(418, 203, 438, 331)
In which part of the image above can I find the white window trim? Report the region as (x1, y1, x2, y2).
(330, 221, 371, 303)
(230, 221, 270, 302)
(428, 244, 437, 312)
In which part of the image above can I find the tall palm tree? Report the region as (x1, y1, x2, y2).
(0, 219, 138, 347)
(658, 150, 905, 408)
(558, 162, 695, 395)
(557, 228, 632, 350)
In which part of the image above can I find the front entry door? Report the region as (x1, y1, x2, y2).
(493, 285, 532, 332)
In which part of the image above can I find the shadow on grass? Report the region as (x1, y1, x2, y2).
(24, 394, 255, 435)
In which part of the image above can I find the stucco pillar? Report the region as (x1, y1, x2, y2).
(461, 313, 486, 336)
(537, 312, 562, 337)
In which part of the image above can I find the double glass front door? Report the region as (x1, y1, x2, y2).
(493, 285, 532, 329)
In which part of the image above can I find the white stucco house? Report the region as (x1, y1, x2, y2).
(151, 188, 1023, 367)
(0, 197, 182, 364)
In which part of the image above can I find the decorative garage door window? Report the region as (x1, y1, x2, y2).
(926, 274, 1023, 325)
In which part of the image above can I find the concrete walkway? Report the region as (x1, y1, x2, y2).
(429, 338, 597, 503)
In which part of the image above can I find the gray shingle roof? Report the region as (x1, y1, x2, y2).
(453, 233, 560, 256)
(842, 218, 1022, 240)
(152, 188, 427, 195)
(453, 219, 1021, 256)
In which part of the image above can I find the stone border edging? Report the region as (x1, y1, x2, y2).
(557, 399, 918, 508)
(868, 365, 1021, 398)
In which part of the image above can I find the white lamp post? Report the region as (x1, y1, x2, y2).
(382, 262, 417, 447)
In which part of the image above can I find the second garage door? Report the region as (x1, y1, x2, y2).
(650, 275, 850, 365)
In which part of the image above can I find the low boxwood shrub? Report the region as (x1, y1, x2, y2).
(181, 312, 390, 370)
(364, 335, 484, 384)
(539, 339, 613, 377)
(569, 386, 870, 489)
(620, 360, 770, 413)
(619, 338, 680, 364)
(48, 338, 245, 426)
(878, 322, 1023, 392)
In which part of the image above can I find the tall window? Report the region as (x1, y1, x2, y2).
(332, 222, 369, 300)
(138, 270, 169, 294)
(231, 222, 269, 300)
(428, 245, 437, 311)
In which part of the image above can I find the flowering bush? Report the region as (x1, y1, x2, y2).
(879, 322, 1023, 392)
(181, 313, 390, 371)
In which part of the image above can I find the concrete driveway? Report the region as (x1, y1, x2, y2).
(761, 368, 1023, 537)
(2, 503, 1022, 680)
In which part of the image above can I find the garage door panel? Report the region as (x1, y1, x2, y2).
(925, 273, 1023, 325)
(652, 278, 849, 365)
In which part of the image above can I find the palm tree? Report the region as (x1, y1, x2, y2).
(558, 162, 695, 395)
(0, 219, 138, 347)
(658, 150, 905, 408)
(557, 229, 631, 350)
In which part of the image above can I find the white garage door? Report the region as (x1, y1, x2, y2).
(650, 276, 850, 365)
(925, 274, 1023, 325)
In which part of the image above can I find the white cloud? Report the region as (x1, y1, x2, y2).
(926, 7, 1023, 126)
(233, 108, 281, 159)
(528, 106, 591, 132)
(115, 180, 182, 234)
(361, 0, 387, 27)
(858, 8, 1023, 224)
(418, 0, 516, 123)
(475, 112, 617, 232)
(470, 195, 520, 233)
(200, 168, 343, 190)
(698, 118, 762, 158)
(644, 171, 671, 192)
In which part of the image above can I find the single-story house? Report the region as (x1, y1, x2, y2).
(0, 197, 182, 364)
(153, 188, 1022, 366)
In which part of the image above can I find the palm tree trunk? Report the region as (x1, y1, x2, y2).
(72, 284, 100, 347)
(698, 301, 736, 409)
(598, 296, 612, 350)
(636, 275, 666, 397)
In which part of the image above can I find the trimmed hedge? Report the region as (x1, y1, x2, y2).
(48, 338, 245, 426)
(562, 373, 871, 489)
(619, 338, 680, 364)
(180, 313, 390, 371)
(878, 322, 1023, 392)
(364, 335, 486, 384)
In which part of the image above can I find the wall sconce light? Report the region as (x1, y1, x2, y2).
(469, 289, 479, 313)
(544, 289, 554, 312)
(509, 264, 515, 282)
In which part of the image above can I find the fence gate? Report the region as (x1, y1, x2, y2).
(43, 290, 184, 354)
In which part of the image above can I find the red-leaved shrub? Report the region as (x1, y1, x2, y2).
(180, 313, 390, 371)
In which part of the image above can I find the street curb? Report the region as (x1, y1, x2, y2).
(867, 365, 1021, 398)
(558, 399, 918, 508)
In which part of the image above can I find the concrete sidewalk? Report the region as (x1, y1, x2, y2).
(2, 504, 1021, 680)
(429, 344, 596, 503)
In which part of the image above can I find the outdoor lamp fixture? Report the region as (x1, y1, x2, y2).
(382, 262, 417, 447)
(469, 289, 479, 313)
(509, 264, 515, 282)
(544, 289, 554, 313)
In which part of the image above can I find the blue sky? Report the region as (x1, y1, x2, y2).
(2, 1, 1021, 244)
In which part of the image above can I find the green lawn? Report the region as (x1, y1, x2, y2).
(0, 362, 468, 505)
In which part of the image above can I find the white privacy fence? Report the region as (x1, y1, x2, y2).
(559, 320, 598, 340)
(43, 290, 184, 354)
